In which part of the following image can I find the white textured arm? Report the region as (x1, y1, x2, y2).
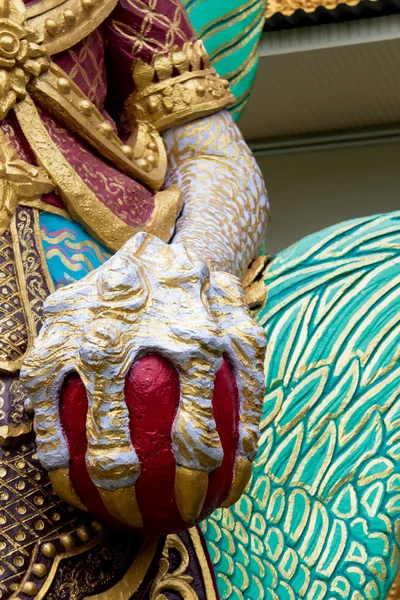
(163, 110, 269, 278)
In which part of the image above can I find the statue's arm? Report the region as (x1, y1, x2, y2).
(104, 0, 269, 271)
(165, 109, 269, 278)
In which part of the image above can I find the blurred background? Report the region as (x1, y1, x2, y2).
(238, 1, 400, 255)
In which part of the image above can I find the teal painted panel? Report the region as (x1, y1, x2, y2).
(39, 212, 111, 289)
(204, 211, 400, 599)
(183, 0, 266, 121)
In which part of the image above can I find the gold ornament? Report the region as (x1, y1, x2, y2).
(29, 62, 168, 191)
(124, 41, 234, 132)
(25, 0, 118, 56)
(150, 534, 197, 599)
(266, 0, 363, 17)
(31, 563, 47, 578)
(175, 466, 208, 525)
(0, 128, 54, 235)
(150, 529, 218, 600)
(0, 207, 54, 380)
(0, 9, 50, 120)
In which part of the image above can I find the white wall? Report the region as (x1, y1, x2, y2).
(257, 142, 400, 256)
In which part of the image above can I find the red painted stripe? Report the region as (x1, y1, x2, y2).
(200, 357, 239, 518)
(125, 355, 185, 533)
(59, 373, 118, 525)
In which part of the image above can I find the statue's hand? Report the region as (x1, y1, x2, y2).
(21, 232, 266, 530)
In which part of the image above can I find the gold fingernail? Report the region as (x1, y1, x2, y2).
(221, 457, 252, 508)
(175, 466, 208, 524)
(98, 487, 143, 529)
(49, 468, 87, 511)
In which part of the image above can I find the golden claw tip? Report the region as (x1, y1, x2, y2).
(49, 467, 88, 512)
(175, 466, 208, 524)
(98, 487, 143, 529)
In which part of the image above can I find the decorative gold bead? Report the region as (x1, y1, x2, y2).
(99, 122, 113, 138)
(137, 158, 149, 171)
(222, 79, 230, 88)
(81, 0, 94, 10)
(22, 582, 38, 596)
(91, 521, 103, 532)
(0, 34, 15, 53)
(63, 9, 76, 24)
(121, 145, 133, 159)
(147, 141, 157, 151)
(34, 520, 45, 531)
(146, 153, 156, 166)
(44, 19, 58, 36)
(32, 563, 47, 578)
(163, 97, 173, 112)
(60, 534, 75, 550)
(57, 78, 71, 94)
(196, 85, 206, 96)
(148, 98, 158, 113)
(76, 526, 91, 542)
(41, 543, 56, 558)
(79, 99, 93, 115)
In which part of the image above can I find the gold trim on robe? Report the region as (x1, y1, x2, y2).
(26, 0, 119, 56)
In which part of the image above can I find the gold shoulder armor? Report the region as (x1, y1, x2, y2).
(123, 41, 235, 132)
(26, 0, 118, 55)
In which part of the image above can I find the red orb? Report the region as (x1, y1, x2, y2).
(59, 355, 239, 534)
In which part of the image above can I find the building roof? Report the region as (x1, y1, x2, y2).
(239, 13, 400, 142)
(265, 0, 400, 30)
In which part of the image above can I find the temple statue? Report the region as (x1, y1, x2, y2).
(0, 0, 399, 598)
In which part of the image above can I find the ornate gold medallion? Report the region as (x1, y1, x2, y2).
(0, 2, 50, 120)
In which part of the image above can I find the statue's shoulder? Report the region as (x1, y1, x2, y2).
(25, 0, 118, 55)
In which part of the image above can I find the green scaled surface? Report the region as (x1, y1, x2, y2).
(183, 0, 266, 121)
(202, 211, 400, 599)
